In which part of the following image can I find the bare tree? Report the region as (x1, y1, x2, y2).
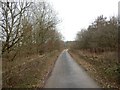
(0, 2, 31, 54)
(30, 2, 60, 54)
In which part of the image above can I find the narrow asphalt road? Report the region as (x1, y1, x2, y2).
(45, 49, 100, 88)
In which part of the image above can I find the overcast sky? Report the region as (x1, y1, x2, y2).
(48, 0, 119, 41)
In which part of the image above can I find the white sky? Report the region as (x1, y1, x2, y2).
(48, 0, 119, 41)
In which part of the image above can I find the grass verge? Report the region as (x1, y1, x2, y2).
(69, 50, 120, 89)
(2, 50, 61, 88)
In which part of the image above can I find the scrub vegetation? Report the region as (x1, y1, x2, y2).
(69, 15, 120, 89)
(0, 1, 64, 88)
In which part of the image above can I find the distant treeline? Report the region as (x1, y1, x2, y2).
(74, 15, 118, 53)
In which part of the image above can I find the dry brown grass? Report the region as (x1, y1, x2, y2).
(69, 50, 120, 89)
(2, 50, 61, 88)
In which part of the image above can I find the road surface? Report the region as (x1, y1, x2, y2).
(45, 49, 100, 88)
